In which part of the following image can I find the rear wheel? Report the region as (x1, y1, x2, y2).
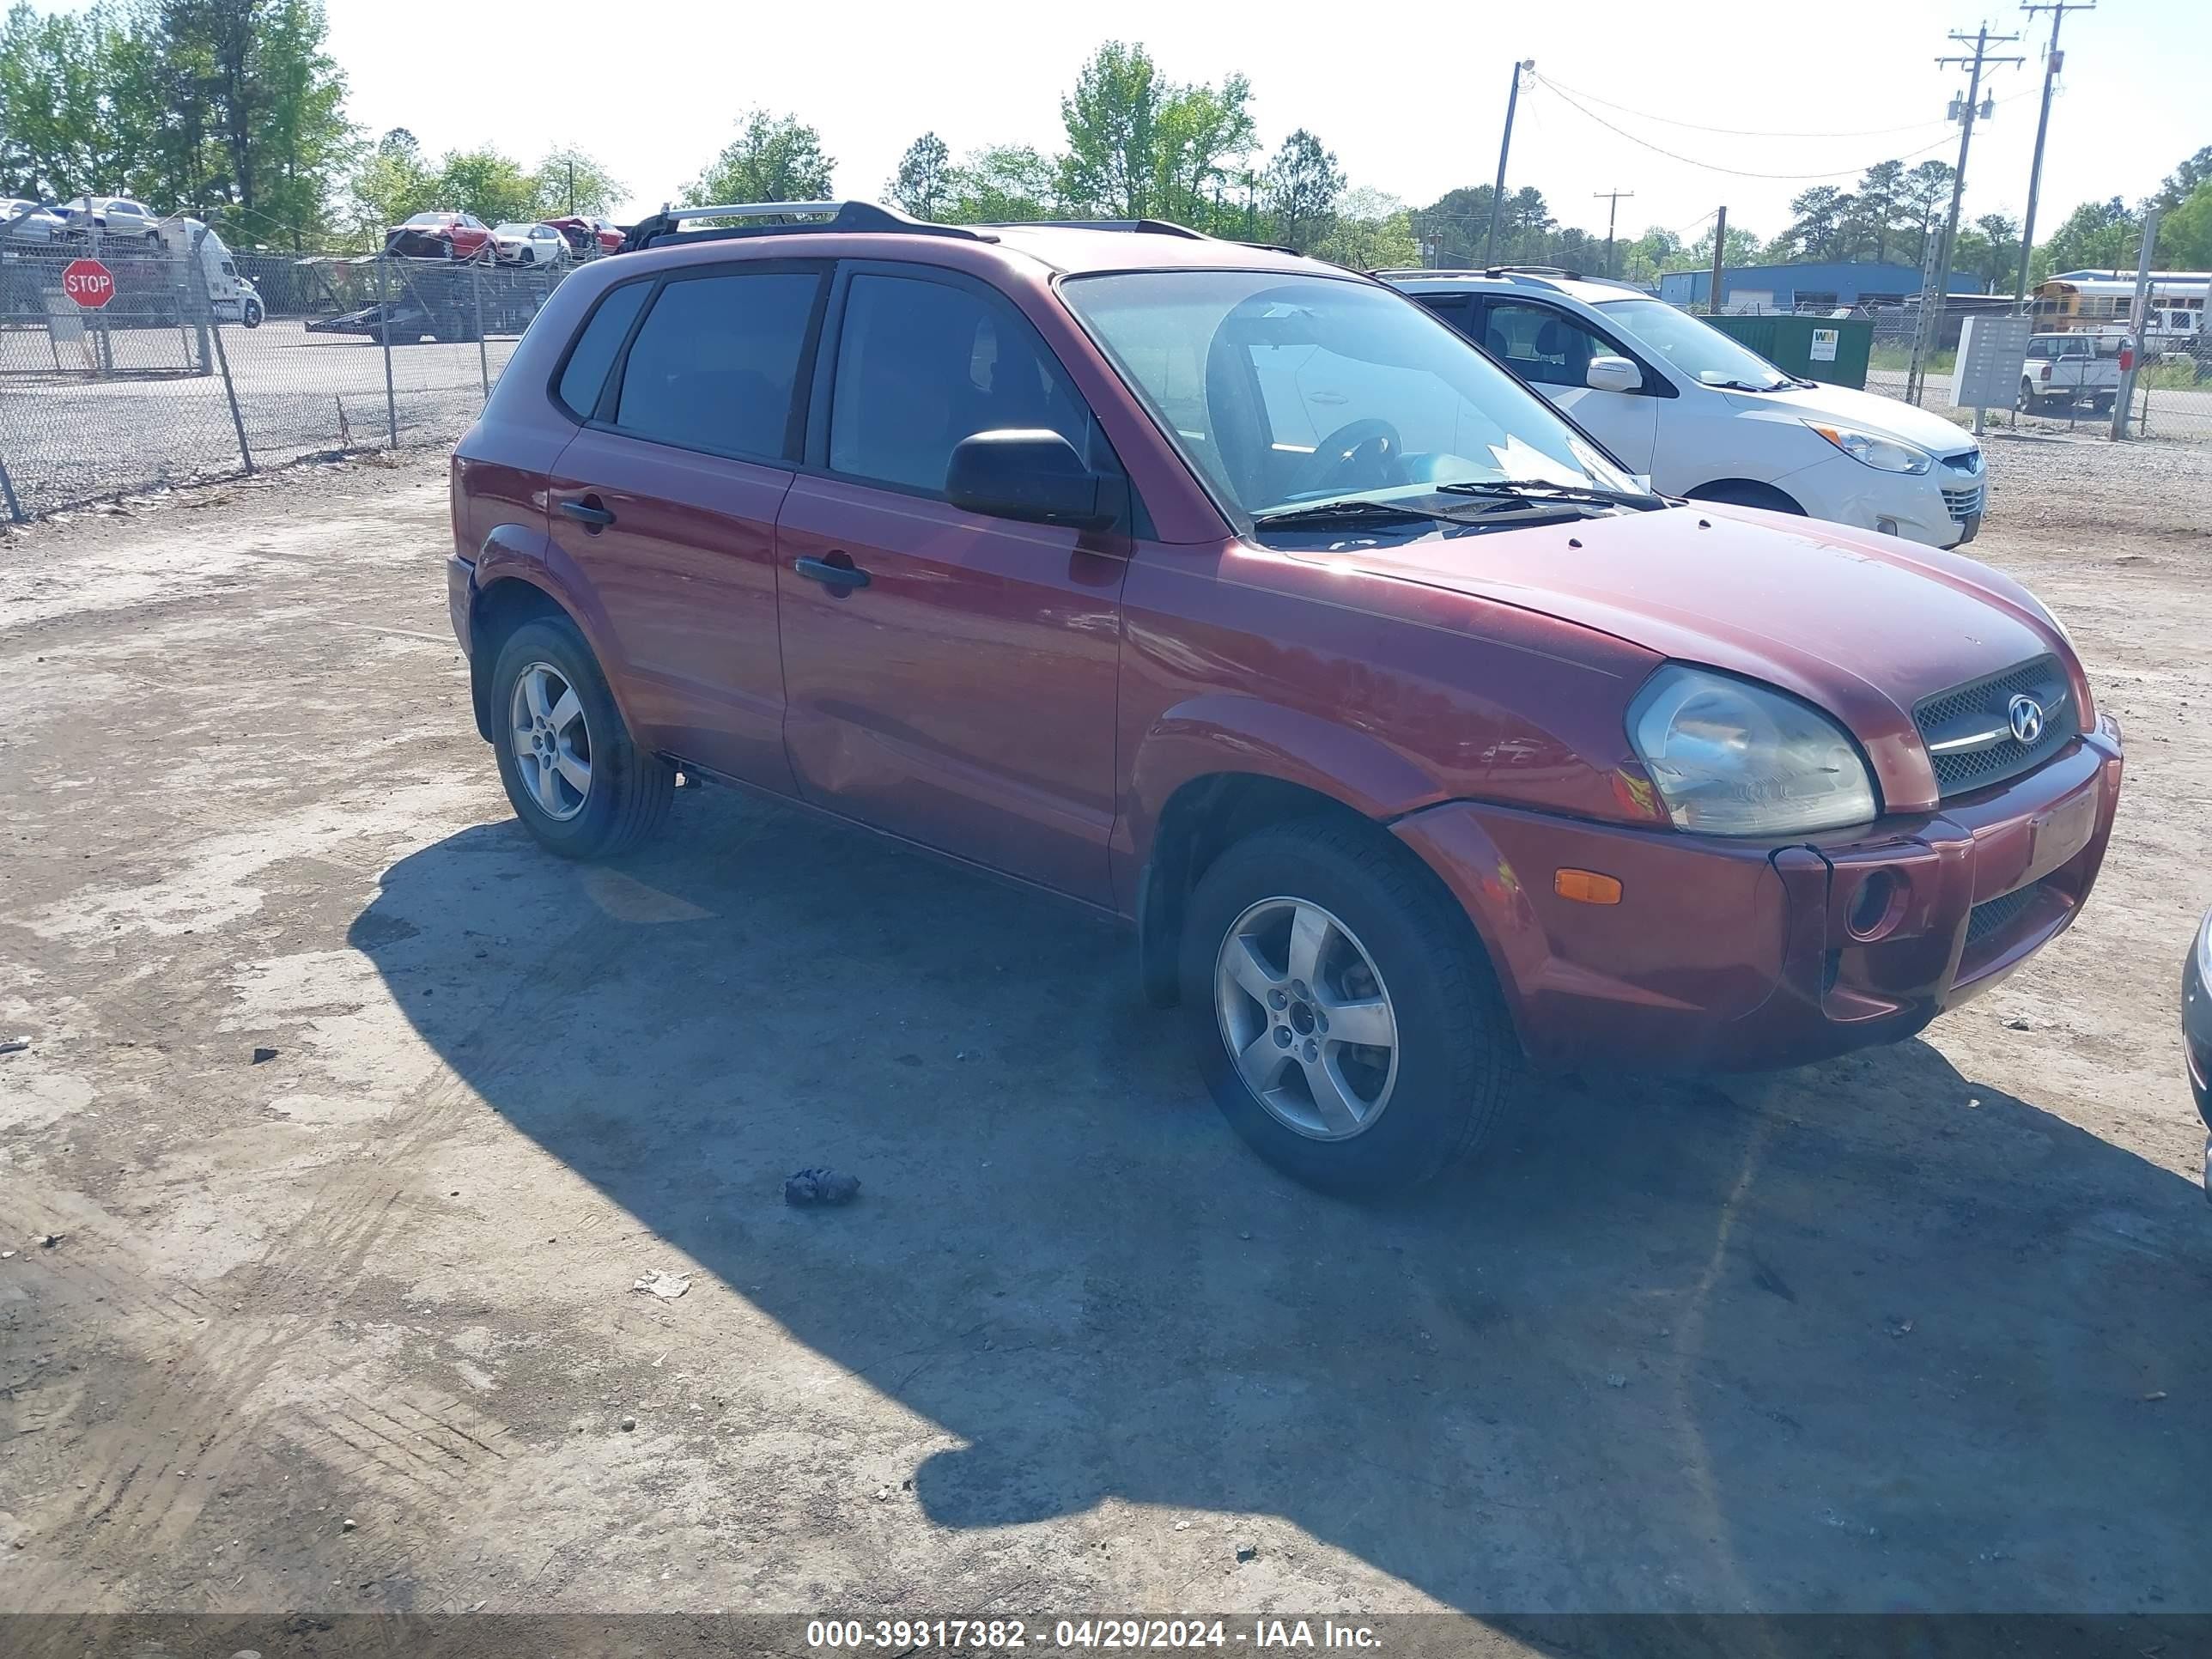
(489, 617, 672, 860)
(1179, 818, 1519, 1196)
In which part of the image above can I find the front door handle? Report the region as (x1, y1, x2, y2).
(793, 555, 870, 591)
(560, 497, 615, 527)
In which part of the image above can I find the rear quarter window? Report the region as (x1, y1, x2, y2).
(554, 281, 651, 419)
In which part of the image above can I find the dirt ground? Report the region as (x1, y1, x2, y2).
(3, 436, 2209, 1636)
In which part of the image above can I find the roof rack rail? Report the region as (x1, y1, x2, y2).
(619, 199, 994, 252)
(985, 217, 1210, 240)
(1367, 264, 1595, 283)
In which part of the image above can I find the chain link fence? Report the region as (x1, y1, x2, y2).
(1851, 301, 2209, 441)
(0, 235, 580, 520)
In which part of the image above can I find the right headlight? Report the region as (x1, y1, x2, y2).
(1627, 665, 1879, 836)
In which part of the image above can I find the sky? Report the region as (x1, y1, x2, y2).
(317, 0, 2202, 247)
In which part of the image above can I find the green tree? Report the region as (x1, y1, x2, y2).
(1058, 40, 1158, 217)
(1960, 210, 2020, 291)
(1618, 225, 1683, 286)
(885, 131, 951, 219)
(1151, 70, 1254, 230)
(532, 145, 623, 218)
(1900, 159, 1956, 265)
(431, 146, 537, 225)
(2040, 196, 2136, 273)
(942, 144, 1059, 222)
(1774, 185, 1854, 261)
(2158, 179, 2212, 269)
(689, 108, 833, 204)
(0, 1, 141, 199)
(1310, 185, 1416, 270)
(343, 127, 429, 240)
(1851, 160, 1905, 262)
(1260, 128, 1340, 252)
(2151, 144, 2212, 211)
(1686, 220, 1762, 292)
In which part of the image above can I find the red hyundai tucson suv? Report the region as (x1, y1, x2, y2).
(447, 203, 2123, 1194)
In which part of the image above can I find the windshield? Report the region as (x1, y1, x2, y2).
(493, 223, 532, 237)
(402, 212, 447, 227)
(1060, 270, 1644, 524)
(1595, 298, 1794, 390)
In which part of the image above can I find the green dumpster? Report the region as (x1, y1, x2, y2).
(1703, 313, 1872, 390)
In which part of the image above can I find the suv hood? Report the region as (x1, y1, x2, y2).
(1723, 380, 1975, 459)
(1327, 502, 2065, 810)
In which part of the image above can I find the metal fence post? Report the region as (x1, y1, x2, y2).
(0, 447, 24, 523)
(474, 258, 489, 400)
(2112, 209, 2160, 441)
(194, 226, 254, 476)
(377, 253, 398, 448)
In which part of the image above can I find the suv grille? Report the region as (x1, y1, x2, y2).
(1938, 452, 1985, 521)
(1914, 656, 2075, 797)
(1965, 877, 2048, 950)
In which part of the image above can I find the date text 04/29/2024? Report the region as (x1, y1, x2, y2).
(805, 1618, 1384, 1649)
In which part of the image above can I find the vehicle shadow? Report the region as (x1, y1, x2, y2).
(349, 785, 2212, 1620)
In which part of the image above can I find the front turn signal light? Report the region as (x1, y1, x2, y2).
(1554, 868, 1623, 905)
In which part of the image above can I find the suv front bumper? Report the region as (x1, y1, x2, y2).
(1394, 716, 2123, 1073)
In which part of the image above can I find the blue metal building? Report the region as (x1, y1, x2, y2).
(1657, 262, 1985, 310)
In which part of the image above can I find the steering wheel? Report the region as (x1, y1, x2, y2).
(1296, 418, 1409, 496)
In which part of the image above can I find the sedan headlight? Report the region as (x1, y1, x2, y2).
(1804, 421, 1933, 475)
(1627, 665, 1878, 836)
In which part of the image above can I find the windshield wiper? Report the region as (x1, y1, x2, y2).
(1250, 498, 1448, 529)
(1432, 478, 1651, 509)
(1705, 377, 1792, 392)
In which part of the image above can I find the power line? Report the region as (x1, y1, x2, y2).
(1534, 73, 1962, 141)
(1535, 75, 2030, 182)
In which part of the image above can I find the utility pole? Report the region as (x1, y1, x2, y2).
(567, 158, 576, 216)
(1594, 188, 1635, 279)
(1483, 58, 1535, 270)
(1706, 206, 1728, 314)
(1907, 25, 2024, 404)
(2112, 208, 2160, 440)
(2014, 1, 2094, 309)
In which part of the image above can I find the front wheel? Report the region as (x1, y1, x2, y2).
(1179, 818, 1520, 1196)
(240, 297, 263, 328)
(489, 617, 673, 860)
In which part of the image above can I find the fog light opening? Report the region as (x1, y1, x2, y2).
(1845, 870, 1905, 942)
(1875, 516, 1901, 536)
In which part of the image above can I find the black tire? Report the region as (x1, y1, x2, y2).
(2016, 380, 2038, 413)
(1178, 817, 1520, 1196)
(2091, 393, 2115, 413)
(240, 298, 263, 328)
(1684, 480, 1806, 515)
(489, 617, 673, 860)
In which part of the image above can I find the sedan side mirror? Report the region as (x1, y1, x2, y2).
(945, 429, 1112, 529)
(1585, 355, 1643, 393)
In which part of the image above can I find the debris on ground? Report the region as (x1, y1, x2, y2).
(2143, 1390, 2168, 1402)
(874, 1485, 893, 1502)
(2003, 1017, 2033, 1030)
(251, 1047, 278, 1065)
(340, 1517, 356, 1532)
(1604, 1372, 1628, 1389)
(631, 1269, 691, 1300)
(1236, 1540, 1259, 1563)
(37, 1234, 60, 1249)
(620, 1416, 636, 1432)
(785, 1168, 861, 1207)
(0, 1039, 28, 1055)
(1886, 1318, 1915, 1339)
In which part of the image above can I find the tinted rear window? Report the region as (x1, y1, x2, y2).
(556, 281, 650, 418)
(612, 271, 820, 460)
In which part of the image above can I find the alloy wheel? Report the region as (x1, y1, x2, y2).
(508, 661, 592, 823)
(1213, 896, 1400, 1140)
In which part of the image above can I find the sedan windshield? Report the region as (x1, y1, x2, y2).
(1060, 270, 1648, 524)
(1594, 298, 1795, 391)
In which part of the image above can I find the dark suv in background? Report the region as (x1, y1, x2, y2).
(447, 203, 2121, 1194)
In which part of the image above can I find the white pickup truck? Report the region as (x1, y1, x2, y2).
(2018, 332, 2120, 415)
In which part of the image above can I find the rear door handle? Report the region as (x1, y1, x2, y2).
(560, 498, 615, 527)
(793, 555, 869, 591)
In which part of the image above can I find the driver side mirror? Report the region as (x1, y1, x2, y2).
(1585, 355, 1643, 393)
(945, 429, 1114, 529)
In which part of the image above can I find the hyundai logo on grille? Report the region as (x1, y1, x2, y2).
(2008, 693, 2046, 744)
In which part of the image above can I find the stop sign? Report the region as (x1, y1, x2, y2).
(61, 258, 115, 308)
